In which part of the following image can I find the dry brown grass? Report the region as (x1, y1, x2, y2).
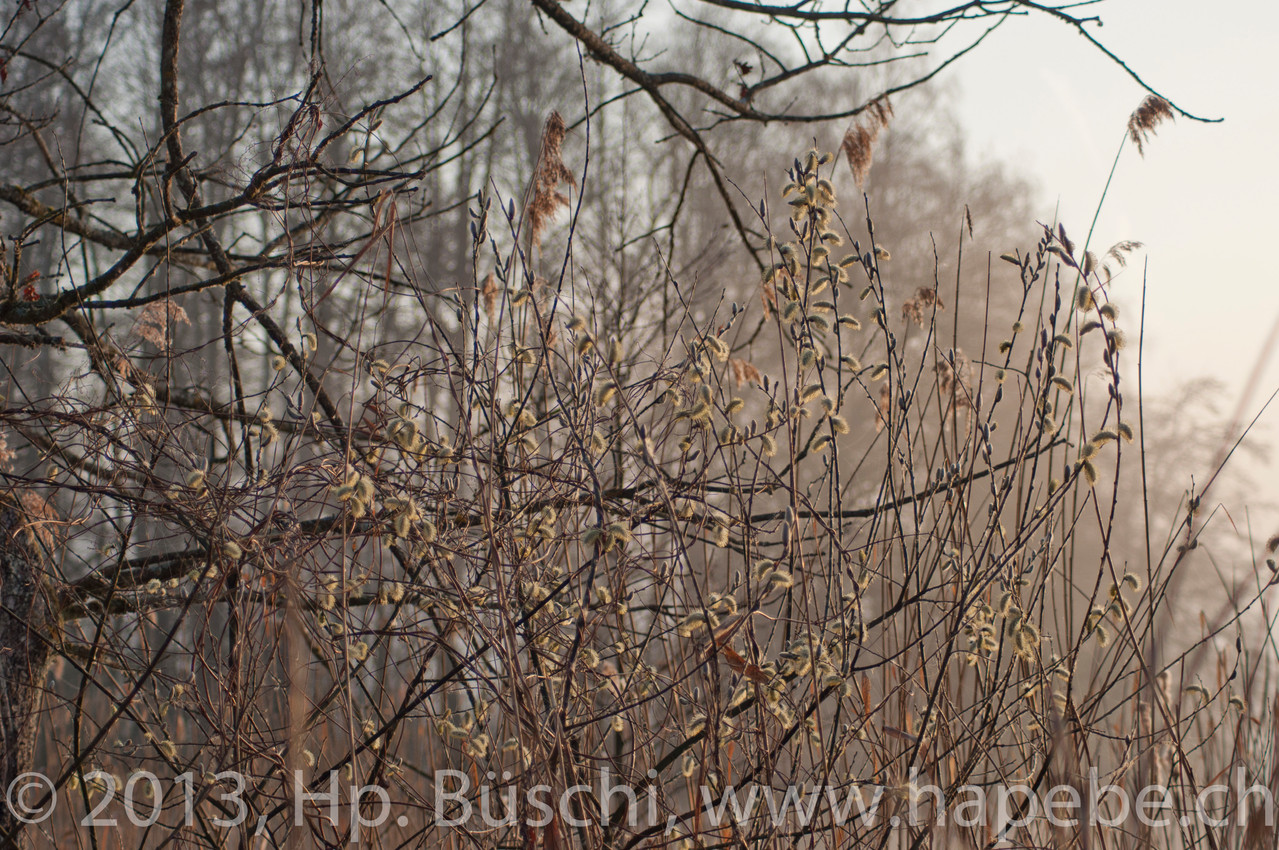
(1128, 94, 1175, 157)
(528, 110, 577, 248)
(841, 96, 893, 189)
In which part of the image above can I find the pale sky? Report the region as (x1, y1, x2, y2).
(950, 0, 1279, 484)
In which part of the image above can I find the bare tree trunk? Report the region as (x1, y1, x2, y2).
(0, 495, 54, 839)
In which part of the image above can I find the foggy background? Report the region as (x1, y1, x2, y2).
(954, 0, 1279, 509)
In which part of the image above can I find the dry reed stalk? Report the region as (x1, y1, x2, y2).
(528, 111, 576, 248)
(841, 97, 893, 188)
(1127, 95, 1174, 157)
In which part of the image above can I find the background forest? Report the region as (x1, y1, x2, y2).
(0, 1, 1274, 848)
